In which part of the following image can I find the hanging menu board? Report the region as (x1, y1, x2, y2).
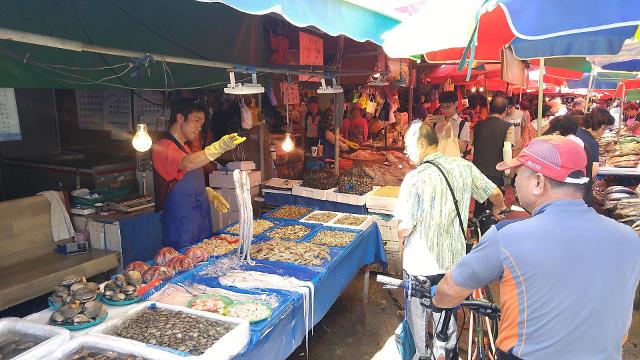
(103, 89, 132, 133)
(133, 90, 168, 131)
(76, 89, 105, 130)
(280, 82, 300, 105)
(0, 88, 21, 141)
(299, 32, 323, 82)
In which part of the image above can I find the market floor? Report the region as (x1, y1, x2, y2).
(288, 272, 640, 360)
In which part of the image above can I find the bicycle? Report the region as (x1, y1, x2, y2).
(377, 274, 501, 360)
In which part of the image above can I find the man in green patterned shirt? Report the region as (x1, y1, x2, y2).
(396, 120, 506, 359)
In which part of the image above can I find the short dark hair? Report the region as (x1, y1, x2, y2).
(169, 98, 207, 126)
(522, 167, 586, 193)
(557, 115, 579, 136)
(489, 95, 509, 115)
(467, 95, 479, 109)
(546, 170, 587, 194)
(534, 104, 552, 118)
(584, 107, 615, 131)
(307, 96, 319, 104)
(438, 91, 457, 104)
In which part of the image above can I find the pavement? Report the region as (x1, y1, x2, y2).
(288, 272, 640, 360)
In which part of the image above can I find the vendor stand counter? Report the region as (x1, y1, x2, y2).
(72, 208, 163, 272)
(26, 215, 387, 360)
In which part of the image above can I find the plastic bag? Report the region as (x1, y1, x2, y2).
(240, 98, 253, 130)
(366, 95, 377, 114)
(436, 122, 461, 157)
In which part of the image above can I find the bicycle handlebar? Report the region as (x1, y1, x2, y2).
(376, 274, 500, 318)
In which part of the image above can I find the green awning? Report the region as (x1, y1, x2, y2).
(0, 0, 265, 89)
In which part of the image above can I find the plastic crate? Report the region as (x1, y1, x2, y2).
(0, 317, 70, 360)
(329, 214, 373, 231)
(71, 188, 130, 206)
(263, 205, 316, 221)
(262, 221, 322, 242)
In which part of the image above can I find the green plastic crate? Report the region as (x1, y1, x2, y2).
(72, 187, 130, 206)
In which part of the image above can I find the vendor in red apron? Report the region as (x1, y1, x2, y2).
(152, 98, 246, 249)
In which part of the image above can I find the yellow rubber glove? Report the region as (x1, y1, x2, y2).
(204, 133, 247, 161)
(344, 140, 360, 150)
(206, 187, 230, 213)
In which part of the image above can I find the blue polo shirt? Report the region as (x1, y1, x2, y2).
(452, 200, 640, 360)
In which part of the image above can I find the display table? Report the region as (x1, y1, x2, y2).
(263, 192, 368, 214)
(25, 217, 387, 360)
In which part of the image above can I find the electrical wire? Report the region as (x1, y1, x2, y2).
(1, 46, 259, 90)
(70, 1, 131, 89)
(95, 63, 133, 83)
(106, 0, 213, 61)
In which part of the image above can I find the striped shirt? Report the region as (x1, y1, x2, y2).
(395, 152, 496, 275)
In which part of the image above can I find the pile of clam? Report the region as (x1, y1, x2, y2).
(102, 271, 142, 302)
(0, 332, 46, 359)
(49, 275, 106, 326)
(66, 348, 146, 360)
(110, 308, 234, 356)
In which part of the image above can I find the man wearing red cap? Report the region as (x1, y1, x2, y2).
(433, 136, 640, 360)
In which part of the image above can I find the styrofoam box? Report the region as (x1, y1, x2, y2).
(326, 189, 373, 206)
(225, 161, 256, 171)
(0, 317, 70, 360)
(371, 215, 400, 243)
(51, 334, 181, 360)
(212, 210, 240, 232)
(366, 192, 398, 213)
(292, 185, 335, 201)
(213, 186, 260, 213)
(329, 213, 373, 231)
(209, 170, 262, 189)
(300, 210, 341, 224)
(384, 240, 403, 252)
(89, 302, 250, 360)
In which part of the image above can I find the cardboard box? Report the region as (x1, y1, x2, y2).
(209, 170, 262, 189)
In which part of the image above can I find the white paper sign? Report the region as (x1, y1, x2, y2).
(0, 88, 21, 141)
(133, 90, 168, 131)
(76, 89, 105, 130)
(103, 89, 132, 133)
(299, 32, 323, 82)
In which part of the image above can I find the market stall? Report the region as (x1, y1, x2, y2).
(21, 205, 387, 359)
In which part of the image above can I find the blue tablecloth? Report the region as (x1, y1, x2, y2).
(263, 192, 368, 214)
(234, 223, 387, 359)
(139, 213, 387, 360)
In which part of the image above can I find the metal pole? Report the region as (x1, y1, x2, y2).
(536, 58, 545, 136)
(408, 64, 414, 121)
(618, 83, 626, 141)
(257, 94, 265, 181)
(585, 68, 596, 110)
(0, 28, 374, 78)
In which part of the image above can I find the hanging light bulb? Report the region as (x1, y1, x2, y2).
(281, 133, 294, 153)
(132, 123, 152, 152)
(471, 87, 477, 93)
(479, 86, 484, 92)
